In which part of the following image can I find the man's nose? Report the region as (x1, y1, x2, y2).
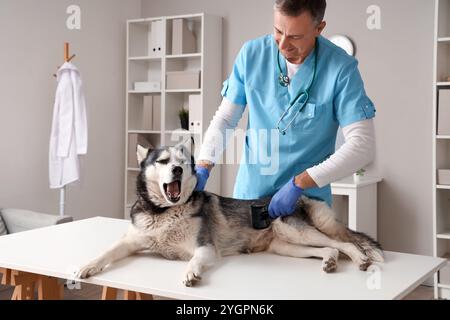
(172, 166, 183, 176)
(278, 35, 290, 51)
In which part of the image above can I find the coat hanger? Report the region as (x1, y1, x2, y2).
(53, 42, 76, 77)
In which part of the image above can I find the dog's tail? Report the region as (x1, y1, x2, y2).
(301, 197, 384, 262)
(341, 229, 384, 262)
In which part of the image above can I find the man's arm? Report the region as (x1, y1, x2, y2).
(196, 97, 246, 172)
(294, 119, 376, 189)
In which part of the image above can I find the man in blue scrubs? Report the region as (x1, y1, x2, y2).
(195, 0, 376, 218)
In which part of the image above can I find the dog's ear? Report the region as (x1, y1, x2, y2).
(136, 144, 150, 166)
(176, 136, 195, 158)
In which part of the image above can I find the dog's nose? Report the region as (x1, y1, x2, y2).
(172, 166, 183, 176)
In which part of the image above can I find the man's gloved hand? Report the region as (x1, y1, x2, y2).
(194, 165, 210, 191)
(268, 177, 303, 218)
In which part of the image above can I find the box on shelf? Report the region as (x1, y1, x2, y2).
(134, 81, 161, 92)
(438, 89, 450, 135)
(142, 95, 153, 130)
(166, 71, 200, 90)
(152, 95, 161, 131)
(438, 169, 450, 185)
(188, 94, 202, 133)
(172, 19, 196, 55)
(128, 134, 154, 168)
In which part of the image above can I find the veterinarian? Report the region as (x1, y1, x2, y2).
(195, 0, 376, 218)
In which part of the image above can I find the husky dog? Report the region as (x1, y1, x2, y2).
(77, 138, 383, 287)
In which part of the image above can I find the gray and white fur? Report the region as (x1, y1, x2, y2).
(76, 138, 383, 287)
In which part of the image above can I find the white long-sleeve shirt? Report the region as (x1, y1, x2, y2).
(198, 97, 375, 188)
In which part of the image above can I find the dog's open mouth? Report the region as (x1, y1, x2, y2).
(163, 180, 181, 202)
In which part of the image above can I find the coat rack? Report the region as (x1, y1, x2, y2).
(53, 42, 76, 77)
(64, 42, 76, 62)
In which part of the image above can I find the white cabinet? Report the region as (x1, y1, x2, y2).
(124, 13, 223, 218)
(433, 0, 450, 299)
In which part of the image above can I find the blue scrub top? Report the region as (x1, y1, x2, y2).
(222, 35, 376, 206)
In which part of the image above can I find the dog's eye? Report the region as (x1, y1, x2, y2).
(156, 158, 169, 164)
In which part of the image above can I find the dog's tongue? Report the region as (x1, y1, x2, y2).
(167, 181, 180, 198)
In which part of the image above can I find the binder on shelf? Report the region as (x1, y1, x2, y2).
(149, 20, 163, 57)
(188, 94, 202, 133)
(152, 95, 161, 131)
(142, 95, 153, 130)
(172, 19, 196, 55)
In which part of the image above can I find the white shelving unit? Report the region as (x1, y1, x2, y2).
(124, 13, 223, 218)
(433, 0, 450, 299)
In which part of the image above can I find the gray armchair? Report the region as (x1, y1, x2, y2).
(0, 208, 73, 234)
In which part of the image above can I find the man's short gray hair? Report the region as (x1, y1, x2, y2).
(275, 0, 327, 22)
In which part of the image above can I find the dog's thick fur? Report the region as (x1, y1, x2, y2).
(77, 138, 383, 287)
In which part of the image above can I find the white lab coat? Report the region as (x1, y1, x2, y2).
(49, 62, 88, 189)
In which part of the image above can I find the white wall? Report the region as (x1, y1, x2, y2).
(141, 0, 435, 255)
(0, 0, 141, 220)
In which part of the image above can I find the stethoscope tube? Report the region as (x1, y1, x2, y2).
(276, 38, 319, 135)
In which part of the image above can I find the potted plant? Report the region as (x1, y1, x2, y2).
(178, 108, 189, 130)
(353, 168, 366, 183)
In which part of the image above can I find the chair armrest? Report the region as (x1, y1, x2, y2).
(0, 208, 73, 234)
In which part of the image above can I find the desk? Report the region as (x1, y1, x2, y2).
(331, 176, 382, 240)
(0, 217, 445, 300)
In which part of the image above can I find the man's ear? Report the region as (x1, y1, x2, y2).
(136, 144, 150, 166)
(316, 20, 326, 35)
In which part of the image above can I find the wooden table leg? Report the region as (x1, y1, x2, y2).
(37, 275, 63, 300)
(124, 290, 154, 300)
(136, 292, 154, 300)
(8, 270, 63, 300)
(123, 290, 136, 300)
(103, 287, 154, 300)
(10, 271, 37, 300)
(0, 268, 11, 286)
(102, 286, 118, 300)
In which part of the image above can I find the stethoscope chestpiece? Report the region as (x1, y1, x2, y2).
(279, 74, 290, 87)
(277, 127, 287, 135)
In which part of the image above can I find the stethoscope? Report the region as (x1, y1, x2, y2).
(276, 38, 318, 135)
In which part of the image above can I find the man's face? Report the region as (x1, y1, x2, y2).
(273, 9, 326, 64)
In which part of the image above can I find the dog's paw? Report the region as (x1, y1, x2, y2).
(75, 264, 103, 279)
(322, 257, 337, 273)
(182, 271, 202, 287)
(359, 256, 372, 271)
(321, 248, 338, 273)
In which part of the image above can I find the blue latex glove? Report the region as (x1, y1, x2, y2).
(194, 165, 210, 191)
(268, 177, 303, 218)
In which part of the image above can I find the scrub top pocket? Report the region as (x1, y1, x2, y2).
(293, 102, 322, 132)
